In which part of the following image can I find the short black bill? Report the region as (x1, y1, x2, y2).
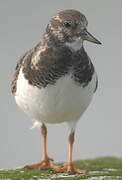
(81, 29, 101, 45)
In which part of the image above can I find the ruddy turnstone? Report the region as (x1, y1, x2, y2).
(11, 9, 101, 174)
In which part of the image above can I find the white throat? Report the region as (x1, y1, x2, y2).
(65, 37, 83, 51)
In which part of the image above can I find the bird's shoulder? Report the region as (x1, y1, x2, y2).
(12, 42, 72, 90)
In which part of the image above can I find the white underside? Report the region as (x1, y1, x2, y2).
(15, 69, 97, 130)
(65, 37, 83, 51)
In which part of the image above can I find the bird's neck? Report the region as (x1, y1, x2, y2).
(43, 33, 83, 52)
(65, 38, 83, 52)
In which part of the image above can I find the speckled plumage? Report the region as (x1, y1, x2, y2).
(11, 9, 101, 128)
(11, 40, 96, 95)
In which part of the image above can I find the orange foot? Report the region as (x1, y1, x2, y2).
(24, 157, 57, 170)
(54, 163, 87, 174)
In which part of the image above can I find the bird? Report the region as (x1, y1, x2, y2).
(11, 9, 101, 174)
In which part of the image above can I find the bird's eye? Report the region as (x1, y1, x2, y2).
(63, 22, 72, 28)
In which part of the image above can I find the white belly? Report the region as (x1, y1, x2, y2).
(15, 69, 96, 124)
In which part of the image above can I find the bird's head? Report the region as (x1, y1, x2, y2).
(45, 9, 101, 49)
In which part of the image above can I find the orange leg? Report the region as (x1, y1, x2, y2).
(54, 132, 87, 174)
(25, 123, 57, 169)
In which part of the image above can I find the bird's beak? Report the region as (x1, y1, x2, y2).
(81, 29, 102, 45)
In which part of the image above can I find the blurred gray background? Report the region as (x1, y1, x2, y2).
(0, 0, 122, 169)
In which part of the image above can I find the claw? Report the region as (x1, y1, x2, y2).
(53, 163, 87, 174)
(24, 157, 54, 169)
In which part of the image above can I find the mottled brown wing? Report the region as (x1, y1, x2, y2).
(11, 50, 32, 95)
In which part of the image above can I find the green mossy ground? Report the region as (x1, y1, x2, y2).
(0, 157, 122, 180)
